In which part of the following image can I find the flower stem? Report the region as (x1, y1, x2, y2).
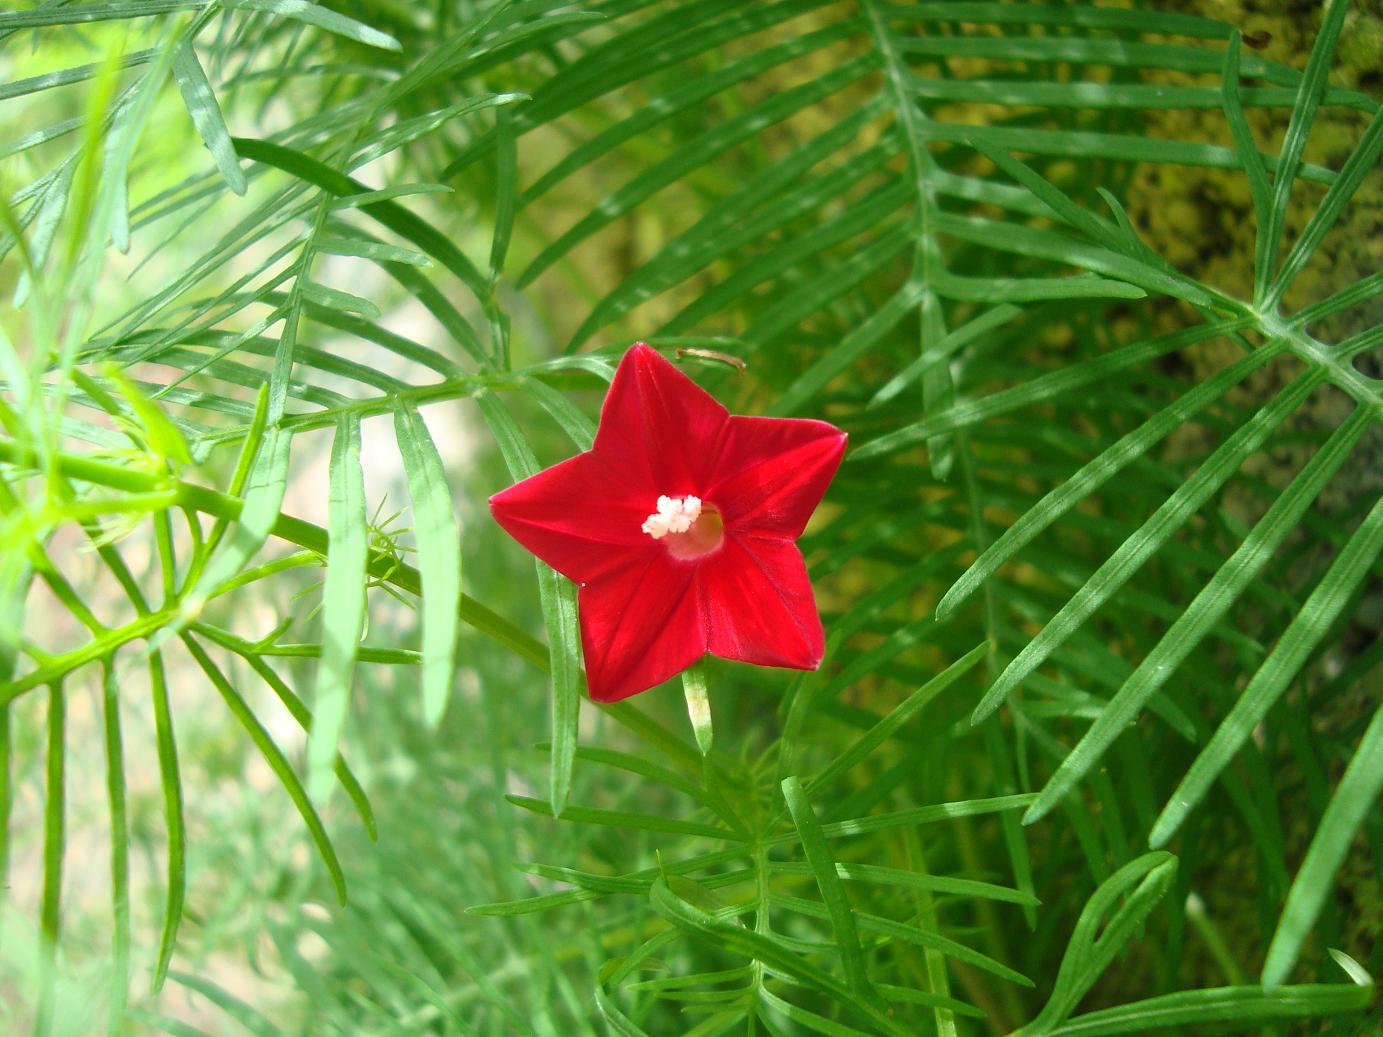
(681, 660, 713, 755)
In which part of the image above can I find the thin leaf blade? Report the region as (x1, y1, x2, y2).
(393, 404, 462, 727)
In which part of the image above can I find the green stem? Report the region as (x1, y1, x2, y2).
(192, 372, 520, 448)
(36, 682, 65, 1037)
(903, 829, 959, 1037)
(0, 437, 548, 689)
(2, 609, 172, 705)
(1186, 891, 1249, 985)
(751, 843, 772, 999)
(957, 431, 1033, 1027)
(0, 700, 9, 905)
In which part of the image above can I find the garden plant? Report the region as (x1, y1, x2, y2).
(0, 0, 1381, 1034)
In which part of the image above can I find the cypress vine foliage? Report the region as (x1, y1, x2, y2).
(0, 1, 1379, 1033)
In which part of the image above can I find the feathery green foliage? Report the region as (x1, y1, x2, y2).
(1, 0, 1379, 1033)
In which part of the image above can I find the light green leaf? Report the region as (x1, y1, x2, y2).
(205, 634, 376, 839)
(489, 103, 517, 278)
(1024, 982, 1370, 1037)
(100, 664, 130, 1020)
(773, 893, 1032, 986)
(224, 0, 401, 51)
(870, 304, 1022, 408)
(307, 415, 368, 803)
(1267, 107, 1383, 308)
(476, 391, 582, 815)
(681, 662, 713, 755)
(521, 54, 879, 287)
(781, 776, 872, 999)
(882, 4, 1233, 38)
(759, 988, 877, 1037)
(921, 121, 1335, 185)
(1264, 700, 1383, 986)
(182, 422, 292, 617)
(147, 652, 184, 993)
(171, 41, 247, 196)
(40, 683, 66, 1004)
(988, 369, 1324, 758)
(934, 213, 1212, 306)
(329, 184, 453, 208)
(803, 794, 1036, 840)
(232, 137, 488, 302)
(102, 363, 194, 465)
(0, 2, 203, 30)
(183, 636, 346, 905)
(505, 796, 741, 842)
(393, 404, 461, 727)
(807, 643, 989, 794)
(1220, 34, 1272, 263)
(522, 377, 596, 451)
(1255, 0, 1349, 302)
(770, 279, 926, 417)
(937, 319, 1281, 622)
(442, 0, 845, 179)
(1144, 409, 1372, 845)
(168, 971, 289, 1037)
(522, 20, 863, 206)
(1018, 853, 1178, 1034)
(649, 878, 908, 1036)
(300, 282, 381, 320)
(770, 861, 1037, 906)
(855, 318, 1249, 461)
(570, 102, 891, 348)
(664, 183, 910, 341)
(318, 235, 432, 267)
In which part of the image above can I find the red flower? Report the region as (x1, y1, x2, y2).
(489, 343, 847, 702)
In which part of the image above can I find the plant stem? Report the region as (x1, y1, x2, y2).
(0, 437, 549, 703)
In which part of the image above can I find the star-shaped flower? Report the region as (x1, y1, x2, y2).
(490, 343, 846, 702)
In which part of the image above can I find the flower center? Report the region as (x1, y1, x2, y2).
(641, 495, 724, 560)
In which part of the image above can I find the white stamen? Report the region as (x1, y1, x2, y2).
(641, 495, 702, 539)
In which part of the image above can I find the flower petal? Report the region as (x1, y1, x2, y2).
(709, 415, 846, 538)
(579, 553, 707, 702)
(593, 343, 730, 495)
(489, 451, 655, 584)
(700, 535, 824, 670)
